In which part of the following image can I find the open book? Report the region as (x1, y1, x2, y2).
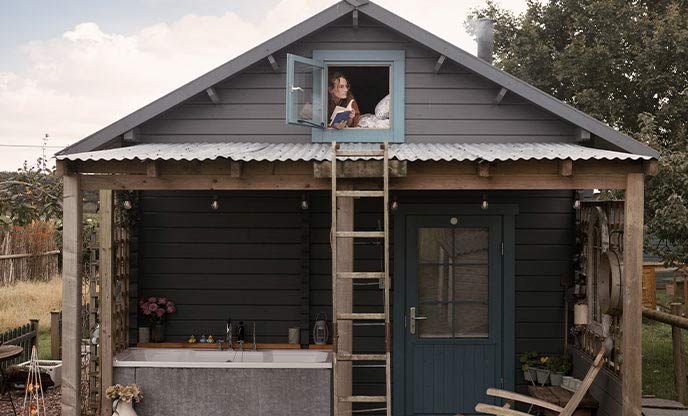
(330, 99, 354, 126)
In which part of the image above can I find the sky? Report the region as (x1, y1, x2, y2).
(0, 0, 530, 171)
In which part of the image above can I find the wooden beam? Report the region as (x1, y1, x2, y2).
(352, 9, 359, 30)
(576, 128, 591, 142)
(622, 172, 644, 415)
(494, 87, 508, 104)
(433, 55, 446, 74)
(99, 190, 114, 415)
(205, 87, 221, 104)
(671, 303, 688, 405)
(335, 181, 353, 416)
(146, 161, 158, 177)
(314, 160, 407, 178)
(230, 161, 242, 177)
(559, 159, 573, 177)
(478, 161, 490, 177)
(61, 174, 83, 416)
(267, 55, 279, 73)
(643, 159, 659, 176)
(123, 128, 140, 143)
(55, 160, 74, 176)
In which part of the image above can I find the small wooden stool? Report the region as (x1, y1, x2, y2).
(527, 386, 598, 416)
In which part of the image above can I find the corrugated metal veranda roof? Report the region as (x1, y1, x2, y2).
(56, 142, 654, 163)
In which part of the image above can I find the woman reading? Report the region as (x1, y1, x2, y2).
(328, 72, 360, 129)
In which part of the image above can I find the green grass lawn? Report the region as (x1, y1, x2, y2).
(642, 291, 688, 400)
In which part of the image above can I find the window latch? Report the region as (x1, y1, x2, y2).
(291, 86, 304, 92)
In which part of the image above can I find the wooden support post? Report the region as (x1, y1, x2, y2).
(230, 161, 242, 177)
(336, 181, 354, 416)
(494, 87, 508, 104)
(671, 303, 688, 405)
(99, 190, 115, 415)
(622, 172, 644, 415)
(206, 87, 221, 104)
(30, 319, 39, 352)
(559, 159, 573, 177)
(267, 55, 280, 73)
(433, 55, 446, 74)
(643, 160, 659, 177)
(352, 9, 359, 30)
(50, 311, 61, 359)
(61, 173, 83, 416)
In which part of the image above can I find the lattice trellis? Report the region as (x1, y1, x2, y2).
(113, 225, 130, 354)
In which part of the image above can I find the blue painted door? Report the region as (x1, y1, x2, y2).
(403, 215, 503, 415)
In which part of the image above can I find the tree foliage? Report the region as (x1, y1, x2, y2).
(468, 0, 688, 266)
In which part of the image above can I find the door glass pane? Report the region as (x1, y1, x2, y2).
(418, 303, 452, 338)
(454, 303, 489, 338)
(419, 228, 452, 263)
(417, 226, 489, 339)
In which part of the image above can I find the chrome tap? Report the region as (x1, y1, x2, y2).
(226, 318, 234, 351)
(252, 322, 257, 351)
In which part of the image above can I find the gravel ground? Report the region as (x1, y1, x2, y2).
(0, 385, 61, 416)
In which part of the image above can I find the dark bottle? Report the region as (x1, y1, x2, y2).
(237, 321, 246, 342)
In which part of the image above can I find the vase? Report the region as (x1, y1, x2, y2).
(151, 323, 165, 343)
(113, 400, 137, 416)
(138, 327, 150, 344)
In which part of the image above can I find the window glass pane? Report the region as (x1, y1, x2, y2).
(453, 228, 488, 263)
(418, 303, 452, 338)
(419, 264, 451, 303)
(418, 228, 452, 264)
(454, 303, 489, 338)
(289, 60, 323, 127)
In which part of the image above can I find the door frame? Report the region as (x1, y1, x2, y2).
(392, 204, 518, 415)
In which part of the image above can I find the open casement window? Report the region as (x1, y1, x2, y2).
(286, 54, 326, 129)
(285, 50, 405, 143)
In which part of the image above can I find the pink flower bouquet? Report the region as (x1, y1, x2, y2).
(139, 297, 176, 326)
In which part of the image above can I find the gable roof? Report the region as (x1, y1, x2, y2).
(56, 0, 659, 158)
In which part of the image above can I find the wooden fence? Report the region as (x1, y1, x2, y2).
(50, 304, 91, 360)
(0, 319, 39, 369)
(0, 222, 59, 285)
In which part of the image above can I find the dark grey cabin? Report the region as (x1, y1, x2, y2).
(55, 1, 658, 415)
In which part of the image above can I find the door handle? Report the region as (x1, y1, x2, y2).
(409, 306, 427, 335)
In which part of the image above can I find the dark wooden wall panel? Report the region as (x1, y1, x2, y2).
(139, 14, 575, 144)
(133, 189, 573, 400)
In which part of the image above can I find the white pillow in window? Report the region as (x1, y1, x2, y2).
(375, 94, 391, 119)
(358, 114, 390, 129)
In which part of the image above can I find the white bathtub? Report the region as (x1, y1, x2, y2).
(113, 348, 332, 369)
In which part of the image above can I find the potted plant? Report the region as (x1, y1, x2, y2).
(534, 356, 551, 385)
(139, 297, 176, 343)
(518, 351, 538, 382)
(547, 355, 572, 387)
(105, 384, 143, 416)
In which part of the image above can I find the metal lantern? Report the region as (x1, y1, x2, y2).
(313, 312, 329, 345)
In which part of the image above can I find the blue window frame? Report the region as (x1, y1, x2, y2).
(286, 50, 405, 143)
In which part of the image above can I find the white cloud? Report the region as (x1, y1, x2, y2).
(0, 0, 526, 171)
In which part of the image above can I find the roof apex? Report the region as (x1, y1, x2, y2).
(56, 0, 659, 158)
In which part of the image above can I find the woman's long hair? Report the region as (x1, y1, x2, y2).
(328, 72, 355, 116)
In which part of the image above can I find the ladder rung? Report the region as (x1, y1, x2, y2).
(337, 313, 386, 320)
(338, 272, 384, 279)
(337, 353, 387, 361)
(336, 231, 385, 238)
(339, 396, 387, 403)
(335, 150, 385, 157)
(336, 190, 384, 198)
(352, 407, 388, 414)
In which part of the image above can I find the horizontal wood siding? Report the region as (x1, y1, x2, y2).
(134, 189, 572, 400)
(571, 348, 622, 416)
(136, 191, 305, 343)
(139, 14, 575, 144)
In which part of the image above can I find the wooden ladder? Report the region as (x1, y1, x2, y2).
(331, 142, 391, 416)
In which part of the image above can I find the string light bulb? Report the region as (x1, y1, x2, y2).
(301, 193, 309, 210)
(573, 192, 581, 210)
(123, 200, 133, 210)
(390, 196, 398, 211)
(211, 196, 220, 210)
(481, 193, 489, 210)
